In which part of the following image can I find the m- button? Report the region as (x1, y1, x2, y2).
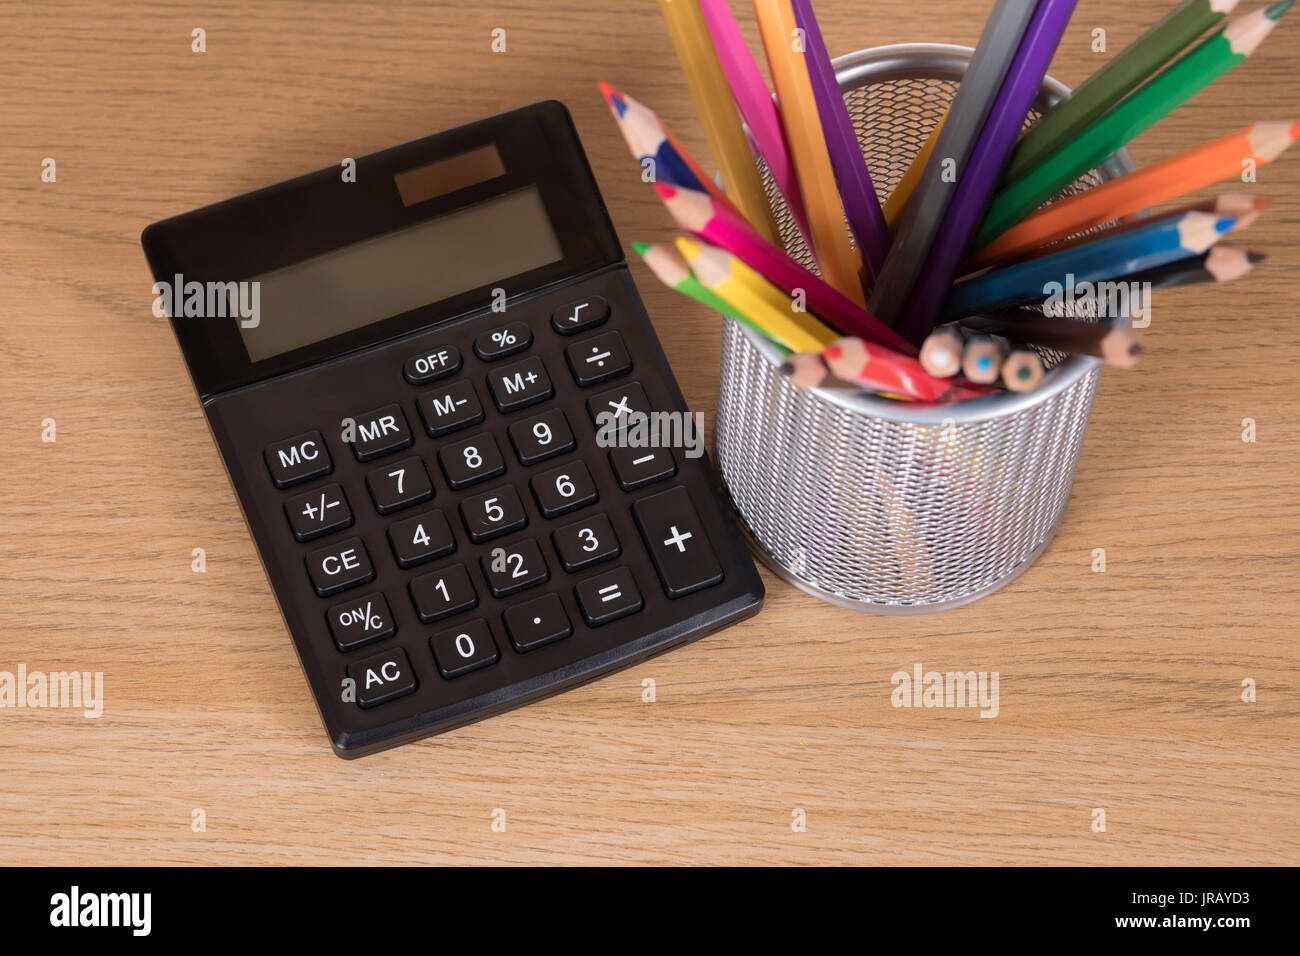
(632, 486, 723, 598)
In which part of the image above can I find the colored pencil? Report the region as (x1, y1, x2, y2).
(901, 0, 1078, 345)
(919, 325, 966, 378)
(947, 210, 1235, 318)
(883, 109, 948, 233)
(698, 0, 812, 249)
(780, 351, 834, 388)
(790, 0, 891, 282)
(654, 181, 919, 354)
(1130, 244, 1265, 289)
(633, 239, 795, 355)
(975, 193, 1269, 270)
(959, 308, 1143, 368)
(753, 0, 867, 304)
(1001, 347, 1046, 392)
(961, 334, 1007, 384)
(970, 121, 1299, 267)
(822, 337, 995, 402)
(867, 0, 1041, 327)
(977, 2, 1292, 247)
(657, 0, 780, 241)
(1004, 0, 1242, 182)
(676, 236, 839, 353)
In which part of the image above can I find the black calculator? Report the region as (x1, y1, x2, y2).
(141, 100, 763, 757)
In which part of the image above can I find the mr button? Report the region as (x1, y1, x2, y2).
(632, 486, 723, 598)
(347, 648, 417, 709)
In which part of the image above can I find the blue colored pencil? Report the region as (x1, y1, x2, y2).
(790, 0, 890, 283)
(901, 0, 1078, 345)
(944, 210, 1235, 318)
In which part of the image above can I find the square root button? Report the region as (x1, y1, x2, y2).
(631, 486, 724, 598)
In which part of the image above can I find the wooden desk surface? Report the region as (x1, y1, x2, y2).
(1, 0, 1296, 866)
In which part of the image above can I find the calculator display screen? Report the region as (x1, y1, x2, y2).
(239, 186, 563, 362)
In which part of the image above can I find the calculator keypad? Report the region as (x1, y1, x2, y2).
(220, 268, 762, 756)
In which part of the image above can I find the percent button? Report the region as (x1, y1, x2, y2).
(326, 591, 396, 652)
(474, 321, 532, 361)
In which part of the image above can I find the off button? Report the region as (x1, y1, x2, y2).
(403, 345, 462, 385)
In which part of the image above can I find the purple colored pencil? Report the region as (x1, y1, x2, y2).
(900, 0, 1078, 345)
(790, 0, 890, 285)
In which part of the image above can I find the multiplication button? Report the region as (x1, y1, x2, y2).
(586, 381, 651, 429)
(632, 486, 724, 598)
(284, 483, 353, 541)
(574, 567, 643, 626)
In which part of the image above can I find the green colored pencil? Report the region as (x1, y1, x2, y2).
(631, 240, 791, 354)
(1005, 0, 1241, 182)
(977, 1, 1290, 248)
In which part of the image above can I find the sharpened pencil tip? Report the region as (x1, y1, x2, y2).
(1247, 250, 1269, 264)
(630, 241, 649, 256)
(1266, 0, 1293, 20)
(779, 361, 796, 377)
(1129, 342, 1143, 356)
(823, 345, 842, 360)
(653, 182, 676, 199)
(1213, 216, 1237, 233)
(597, 80, 627, 117)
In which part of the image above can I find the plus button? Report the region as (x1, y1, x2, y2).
(663, 525, 693, 553)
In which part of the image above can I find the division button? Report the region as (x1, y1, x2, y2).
(565, 330, 631, 386)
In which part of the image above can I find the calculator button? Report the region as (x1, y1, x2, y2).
(438, 433, 506, 489)
(610, 447, 677, 491)
(552, 514, 621, 572)
(574, 567, 644, 627)
(474, 321, 532, 361)
(459, 485, 528, 543)
(403, 345, 462, 385)
(430, 619, 500, 678)
(326, 591, 396, 652)
(503, 593, 572, 653)
(306, 537, 374, 597)
(349, 404, 414, 462)
(386, 509, 456, 569)
(409, 563, 478, 623)
(530, 462, 598, 518)
(565, 330, 632, 386)
(348, 647, 417, 708)
(365, 456, 433, 515)
(480, 538, 550, 598)
(508, 408, 576, 466)
(416, 380, 484, 438)
(487, 356, 554, 413)
(551, 295, 610, 335)
(587, 381, 652, 429)
(632, 486, 724, 598)
(284, 483, 353, 542)
(265, 431, 332, 488)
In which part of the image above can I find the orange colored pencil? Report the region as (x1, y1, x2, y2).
(970, 120, 1299, 268)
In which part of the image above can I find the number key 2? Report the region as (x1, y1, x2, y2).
(480, 538, 549, 598)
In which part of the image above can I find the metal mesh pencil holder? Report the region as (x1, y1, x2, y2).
(714, 44, 1137, 614)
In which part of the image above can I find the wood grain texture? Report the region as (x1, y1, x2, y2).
(0, 0, 1296, 866)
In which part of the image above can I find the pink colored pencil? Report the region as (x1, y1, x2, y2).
(699, 0, 812, 250)
(653, 181, 917, 355)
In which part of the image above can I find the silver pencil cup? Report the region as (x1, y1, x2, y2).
(714, 44, 1137, 614)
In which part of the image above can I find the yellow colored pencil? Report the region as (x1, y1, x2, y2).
(752, 0, 866, 306)
(657, 0, 780, 242)
(676, 236, 839, 353)
(882, 108, 949, 233)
